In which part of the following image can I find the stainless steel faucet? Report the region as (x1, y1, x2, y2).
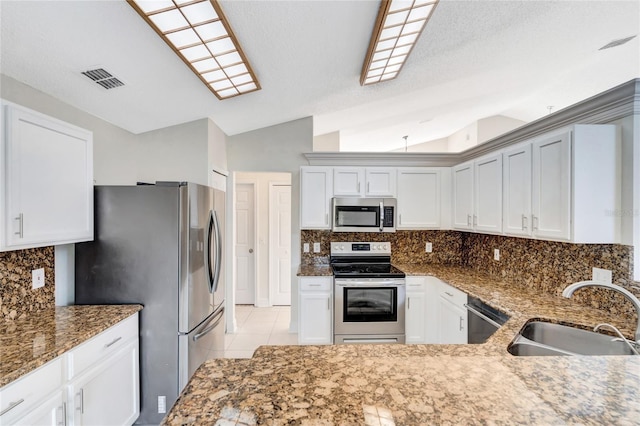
(562, 280, 640, 342)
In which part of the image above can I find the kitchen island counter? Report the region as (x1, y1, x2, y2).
(0, 304, 142, 387)
(164, 265, 639, 425)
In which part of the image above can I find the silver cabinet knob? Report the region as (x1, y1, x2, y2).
(249, 249, 254, 253)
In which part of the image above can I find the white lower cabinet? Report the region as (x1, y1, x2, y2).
(438, 281, 468, 344)
(69, 341, 139, 426)
(0, 314, 139, 426)
(405, 277, 427, 344)
(298, 277, 333, 345)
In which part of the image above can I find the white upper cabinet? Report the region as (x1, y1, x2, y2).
(1, 102, 94, 251)
(333, 167, 396, 197)
(502, 143, 532, 237)
(364, 168, 396, 197)
(473, 153, 502, 234)
(300, 166, 333, 229)
(502, 125, 618, 243)
(396, 168, 441, 229)
(531, 130, 571, 241)
(452, 161, 474, 231)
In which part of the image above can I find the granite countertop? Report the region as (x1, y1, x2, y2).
(297, 264, 333, 276)
(164, 264, 640, 425)
(0, 304, 142, 387)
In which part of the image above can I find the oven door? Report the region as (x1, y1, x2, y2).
(334, 278, 405, 336)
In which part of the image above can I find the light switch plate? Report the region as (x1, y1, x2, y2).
(592, 267, 612, 285)
(313, 242, 321, 253)
(493, 249, 500, 261)
(303, 243, 310, 253)
(425, 242, 433, 253)
(32, 268, 45, 289)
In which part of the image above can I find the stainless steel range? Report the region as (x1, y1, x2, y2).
(331, 242, 406, 344)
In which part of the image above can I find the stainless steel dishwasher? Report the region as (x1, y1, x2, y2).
(465, 296, 510, 344)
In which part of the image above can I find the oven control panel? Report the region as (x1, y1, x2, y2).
(330, 241, 391, 255)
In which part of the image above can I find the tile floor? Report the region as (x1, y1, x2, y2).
(223, 305, 298, 358)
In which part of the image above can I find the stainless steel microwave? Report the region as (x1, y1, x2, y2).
(332, 197, 396, 233)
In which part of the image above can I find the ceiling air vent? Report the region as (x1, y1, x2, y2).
(599, 35, 637, 50)
(81, 68, 124, 90)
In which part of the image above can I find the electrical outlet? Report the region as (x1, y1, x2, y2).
(158, 396, 166, 414)
(313, 242, 321, 253)
(303, 243, 310, 253)
(592, 267, 612, 285)
(425, 242, 433, 253)
(493, 249, 500, 261)
(32, 268, 45, 289)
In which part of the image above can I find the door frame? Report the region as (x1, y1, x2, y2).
(268, 182, 292, 306)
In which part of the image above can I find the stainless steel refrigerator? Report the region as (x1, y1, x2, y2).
(75, 182, 225, 425)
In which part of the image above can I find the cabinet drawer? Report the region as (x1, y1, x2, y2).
(68, 313, 138, 380)
(439, 282, 467, 306)
(406, 277, 426, 292)
(0, 357, 62, 423)
(300, 277, 332, 292)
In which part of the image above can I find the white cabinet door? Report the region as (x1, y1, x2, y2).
(11, 390, 65, 426)
(365, 168, 396, 197)
(299, 293, 332, 345)
(452, 162, 474, 230)
(298, 277, 332, 345)
(397, 168, 440, 229)
(2, 103, 93, 251)
(503, 143, 532, 237)
(300, 167, 333, 229)
(474, 154, 502, 233)
(405, 278, 426, 344)
(532, 131, 571, 241)
(69, 340, 139, 426)
(438, 281, 467, 344)
(333, 167, 363, 196)
(438, 297, 467, 344)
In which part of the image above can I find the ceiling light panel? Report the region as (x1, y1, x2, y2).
(128, 0, 260, 100)
(361, 0, 439, 86)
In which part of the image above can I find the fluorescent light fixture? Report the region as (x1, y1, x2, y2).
(361, 0, 439, 86)
(128, 0, 260, 100)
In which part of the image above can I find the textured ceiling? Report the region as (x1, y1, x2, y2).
(1, 0, 639, 152)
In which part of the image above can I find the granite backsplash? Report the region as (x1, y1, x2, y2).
(301, 230, 638, 319)
(0, 246, 55, 321)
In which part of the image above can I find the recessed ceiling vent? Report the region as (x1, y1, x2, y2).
(599, 35, 637, 50)
(81, 68, 124, 90)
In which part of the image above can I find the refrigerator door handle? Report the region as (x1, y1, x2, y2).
(211, 210, 222, 294)
(204, 210, 215, 294)
(193, 306, 225, 341)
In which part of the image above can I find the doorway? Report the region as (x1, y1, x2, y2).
(234, 182, 256, 305)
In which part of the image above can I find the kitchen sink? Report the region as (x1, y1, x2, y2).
(508, 321, 638, 356)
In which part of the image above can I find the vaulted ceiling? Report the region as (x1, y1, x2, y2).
(1, 0, 638, 151)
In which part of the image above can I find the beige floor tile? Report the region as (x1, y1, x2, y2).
(227, 333, 270, 351)
(267, 332, 298, 346)
(223, 350, 254, 359)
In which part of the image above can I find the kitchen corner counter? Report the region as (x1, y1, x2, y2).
(163, 264, 640, 425)
(297, 264, 333, 276)
(0, 304, 142, 387)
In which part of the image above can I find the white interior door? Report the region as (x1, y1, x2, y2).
(270, 184, 292, 306)
(235, 183, 255, 305)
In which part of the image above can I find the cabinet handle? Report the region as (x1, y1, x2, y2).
(367, 182, 370, 193)
(0, 398, 25, 416)
(467, 214, 471, 226)
(14, 213, 24, 238)
(399, 213, 402, 225)
(459, 316, 465, 331)
(532, 214, 538, 231)
(445, 292, 453, 297)
(308, 284, 321, 287)
(57, 402, 67, 426)
(407, 297, 411, 310)
(522, 214, 528, 230)
(473, 214, 477, 226)
(76, 388, 84, 414)
(325, 213, 329, 225)
(358, 182, 361, 193)
(105, 336, 122, 348)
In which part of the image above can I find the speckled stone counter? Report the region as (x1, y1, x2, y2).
(165, 264, 640, 424)
(296, 264, 333, 277)
(0, 304, 142, 387)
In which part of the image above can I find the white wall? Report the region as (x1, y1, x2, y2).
(227, 117, 313, 332)
(313, 131, 340, 151)
(391, 137, 449, 152)
(477, 115, 527, 144)
(448, 121, 478, 152)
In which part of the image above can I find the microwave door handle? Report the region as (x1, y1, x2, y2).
(379, 201, 384, 232)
